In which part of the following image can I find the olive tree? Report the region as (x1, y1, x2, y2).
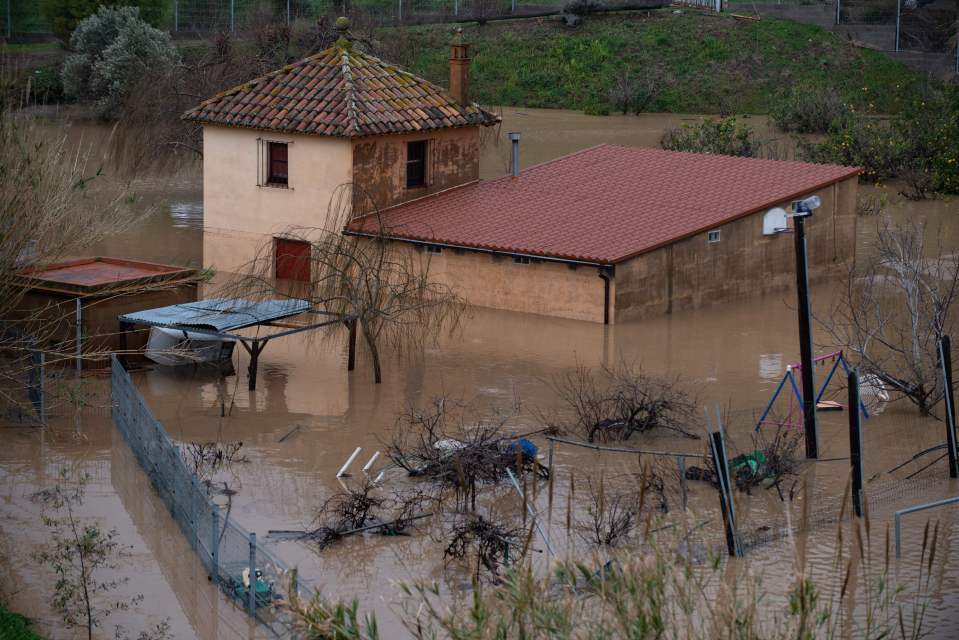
(61, 6, 179, 119)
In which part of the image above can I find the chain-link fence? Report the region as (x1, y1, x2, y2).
(111, 354, 314, 636)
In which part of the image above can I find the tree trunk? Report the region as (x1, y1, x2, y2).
(361, 321, 382, 384)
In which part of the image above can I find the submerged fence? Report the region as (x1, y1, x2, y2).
(111, 355, 313, 637)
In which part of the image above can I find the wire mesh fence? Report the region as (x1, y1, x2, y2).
(111, 354, 314, 637)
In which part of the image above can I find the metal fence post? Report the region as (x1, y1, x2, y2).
(39, 351, 46, 425)
(248, 532, 256, 615)
(287, 0, 291, 24)
(454, 0, 459, 16)
(939, 336, 959, 478)
(230, 0, 235, 33)
(848, 370, 864, 517)
(211, 508, 220, 584)
(709, 430, 741, 557)
(835, 0, 841, 26)
(75, 298, 82, 375)
(397, 0, 402, 22)
(174, 0, 178, 33)
(895, 0, 901, 52)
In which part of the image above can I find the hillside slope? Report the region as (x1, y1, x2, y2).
(381, 10, 926, 115)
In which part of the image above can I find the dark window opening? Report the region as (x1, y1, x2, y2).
(424, 245, 442, 254)
(268, 142, 288, 186)
(406, 140, 427, 188)
(275, 238, 310, 282)
(513, 256, 531, 265)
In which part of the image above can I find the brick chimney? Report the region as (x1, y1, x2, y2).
(449, 28, 471, 107)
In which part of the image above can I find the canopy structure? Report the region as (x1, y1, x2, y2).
(118, 298, 355, 389)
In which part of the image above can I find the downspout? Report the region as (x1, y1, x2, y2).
(598, 267, 613, 325)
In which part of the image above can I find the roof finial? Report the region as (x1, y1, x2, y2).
(334, 16, 351, 49)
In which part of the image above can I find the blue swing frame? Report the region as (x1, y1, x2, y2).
(754, 352, 870, 432)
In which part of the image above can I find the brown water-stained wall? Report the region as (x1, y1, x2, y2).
(614, 177, 858, 322)
(351, 126, 481, 214)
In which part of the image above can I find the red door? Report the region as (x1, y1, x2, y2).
(275, 238, 311, 282)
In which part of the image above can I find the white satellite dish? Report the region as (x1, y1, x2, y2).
(763, 207, 789, 236)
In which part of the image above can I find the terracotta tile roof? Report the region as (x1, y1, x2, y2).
(347, 145, 861, 264)
(182, 41, 498, 137)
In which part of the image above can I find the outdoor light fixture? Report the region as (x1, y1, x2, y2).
(791, 195, 821, 217)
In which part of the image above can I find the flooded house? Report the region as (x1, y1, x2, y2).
(187, 19, 859, 324)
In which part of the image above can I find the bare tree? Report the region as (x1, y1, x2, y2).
(228, 185, 462, 383)
(0, 97, 139, 417)
(820, 219, 959, 415)
(545, 361, 699, 442)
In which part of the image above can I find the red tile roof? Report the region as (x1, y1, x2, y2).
(347, 145, 860, 264)
(182, 40, 498, 137)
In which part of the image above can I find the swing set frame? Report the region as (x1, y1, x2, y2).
(754, 350, 870, 432)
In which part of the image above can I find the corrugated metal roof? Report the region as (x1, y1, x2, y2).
(347, 144, 861, 264)
(118, 298, 312, 333)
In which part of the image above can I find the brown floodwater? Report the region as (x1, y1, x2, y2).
(3, 108, 959, 639)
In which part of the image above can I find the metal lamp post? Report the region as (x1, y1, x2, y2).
(792, 195, 821, 459)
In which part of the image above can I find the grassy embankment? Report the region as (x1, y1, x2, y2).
(383, 10, 926, 115)
(0, 606, 45, 640)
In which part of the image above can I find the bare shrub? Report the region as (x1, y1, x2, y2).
(608, 67, 673, 115)
(386, 396, 548, 511)
(443, 512, 525, 580)
(577, 475, 641, 547)
(546, 362, 699, 442)
(770, 86, 848, 134)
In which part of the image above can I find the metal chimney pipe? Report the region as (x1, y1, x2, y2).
(509, 132, 521, 177)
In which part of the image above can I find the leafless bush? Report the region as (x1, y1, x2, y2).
(443, 512, 525, 580)
(546, 362, 699, 442)
(386, 396, 548, 511)
(305, 481, 435, 550)
(607, 67, 672, 115)
(577, 475, 641, 547)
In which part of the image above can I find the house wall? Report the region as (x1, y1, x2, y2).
(390, 244, 611, 323)
(202, 125, 353, 274)
(351, 126, 481, 215)
(614, 177, 858, 322)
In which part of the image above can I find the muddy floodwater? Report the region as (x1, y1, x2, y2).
(3, 108, 959, 639)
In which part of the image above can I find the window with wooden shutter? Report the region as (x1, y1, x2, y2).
(268, 142, 289, 186)
(275, 238, 310, 282)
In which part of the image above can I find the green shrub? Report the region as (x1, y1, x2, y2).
(43, 0, 169, 43)
(803, 86, 959, 198)
(770, 86, 849, 134)
(661, 116, 759, 157)
(28, 64, 66, 105)
(61, 6, 179, 120)
(0, 606, 45, 640)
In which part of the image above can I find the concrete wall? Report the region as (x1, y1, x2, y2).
(351, 126, 481, 214)
(614, 177, 858, 322)
(202, 125, 353, 274)
(393, 244, 610, 323)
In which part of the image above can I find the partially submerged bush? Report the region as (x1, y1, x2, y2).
(546, 362, 699, 442)
(62, 6, 179, 119)
(770, 86, 849, 134)
(661, 116, 759, 157)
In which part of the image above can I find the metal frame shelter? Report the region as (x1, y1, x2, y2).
(118, 298, 356, 389)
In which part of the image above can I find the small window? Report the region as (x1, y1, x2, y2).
(406, 140, 428, 188)
(268, 142, 289, 186)
(513, 256, 531, 265)
(707, 230, 721, 243)
(425, 245, 442, 254)
(275, 238, 310, 282)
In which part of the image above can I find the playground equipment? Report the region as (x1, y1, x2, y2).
(755, 351, 887, 432)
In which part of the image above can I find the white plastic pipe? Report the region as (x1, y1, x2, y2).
(336, 447, 362, 478)
(362, 451, 380, 473)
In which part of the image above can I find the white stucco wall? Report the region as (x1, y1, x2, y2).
(202, 125, 353, 274)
